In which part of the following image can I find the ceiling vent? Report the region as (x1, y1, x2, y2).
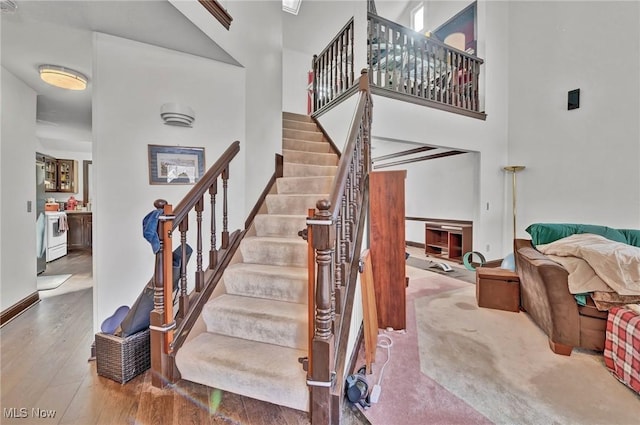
(0, 0, 18, 14)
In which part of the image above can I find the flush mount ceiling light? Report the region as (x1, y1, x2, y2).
(38, 65, 88, 91)
(161, 103, 195, 127)
(282, 0, 301, 15)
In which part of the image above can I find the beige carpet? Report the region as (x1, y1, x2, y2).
(415, 282, 640, 424)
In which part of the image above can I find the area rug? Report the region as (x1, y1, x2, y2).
(406, 256, 475, 284)
(37, 274, 72, 291)
(38, 273, 92, 299)
(357, 267, 640, 425)
(414, 284, 640, 424)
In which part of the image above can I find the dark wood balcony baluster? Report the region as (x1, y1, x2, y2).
(209, 180, 218, 269)
(222, 167, 229, 249)
(178, 220, 189, 318)
(195, 196, 204, 292)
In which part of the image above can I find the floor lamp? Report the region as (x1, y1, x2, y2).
(503, 165, 526, 241)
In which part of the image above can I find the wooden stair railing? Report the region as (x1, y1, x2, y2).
(306, 70, 372, 424)
(312, 14, 485, 119)
(149, 141, 242, 388)
(367, 12, 485, 119)
(312, 18, 355, 114)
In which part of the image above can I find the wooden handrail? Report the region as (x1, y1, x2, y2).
(327, 72, 371, 222)
(307, 69, 373, 424)
(312, 18, 355, 112)
(316, 18, 354, 60)
(172, 141, 240, 227)
(367, 12, 485, 117)
(149, 140, 241, 388)
(368, 12, 483, 62)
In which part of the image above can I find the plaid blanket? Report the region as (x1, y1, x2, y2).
(604, 307, 640, 393)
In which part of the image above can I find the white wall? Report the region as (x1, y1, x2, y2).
(315, 94, 360, 153)
(282, 1, 368, 117)
(313, 1, 510, 259)
(283, 48, 312, 115)
(92, 33, 245, 332)
(508, 1, 640, 231)
(170, 0, 284, 208)
(1, 67, 38, 311)
(373, 148, 479, 245)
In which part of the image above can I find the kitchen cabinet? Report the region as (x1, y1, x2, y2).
(36, 152, 77, 193)
(36, 152, 58, 191)
(57, 159, 77, 193)
(67, 212, 92, 251)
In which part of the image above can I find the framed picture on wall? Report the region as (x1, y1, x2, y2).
(147, 145, 205, 185)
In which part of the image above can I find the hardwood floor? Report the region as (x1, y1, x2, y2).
(1, 252, 368, 425)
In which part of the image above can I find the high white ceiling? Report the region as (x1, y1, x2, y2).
(1, 0, 413, 152)
(1, 0, 236, 150)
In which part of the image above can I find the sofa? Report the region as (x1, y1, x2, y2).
(513, 223, 640, 356)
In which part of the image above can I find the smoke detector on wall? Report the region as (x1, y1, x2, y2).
(0, 0, 18, 14)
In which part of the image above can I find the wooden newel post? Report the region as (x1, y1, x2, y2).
(310, 199, 335, 424)
(359, 68, 369, 92)
(150, 199, 176, 388)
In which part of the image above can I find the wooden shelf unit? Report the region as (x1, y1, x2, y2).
(425, 219, 472, 263)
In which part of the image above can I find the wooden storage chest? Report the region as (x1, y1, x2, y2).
(476, 267, 520, 312)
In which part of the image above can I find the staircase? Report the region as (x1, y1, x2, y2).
(176, 112, 338, 412)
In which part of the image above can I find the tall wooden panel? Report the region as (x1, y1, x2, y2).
(370, 170, 407, 330)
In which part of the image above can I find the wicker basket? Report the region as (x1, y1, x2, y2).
(95, 328, 151, 383)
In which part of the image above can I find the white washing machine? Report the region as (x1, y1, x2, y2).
(45, 211, 68, 262)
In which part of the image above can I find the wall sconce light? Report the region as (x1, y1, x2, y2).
(282, 0, 301, 15)
(39, 65, 88, 91)
(160, 103, 195, 127)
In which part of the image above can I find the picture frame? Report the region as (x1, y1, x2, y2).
(147, 145, 205, 185)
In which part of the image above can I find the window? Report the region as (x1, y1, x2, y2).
(411, 5, 424, 32)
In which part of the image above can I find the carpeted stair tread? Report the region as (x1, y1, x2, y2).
(175, 332, 308, 411)
(203, 294, 307, 350)
(224, 263, 307, 303)
(283, 138, 332, 153)
(283, 149, 338, 166)
(276, 176, 335, 194)
(283, 111, 313, 123)
(254, 214, 307, 237)
(240, 236, 307, 267)
(266, 193, 329, 214)
(283, 119, 317, 132)
(283, 163, 338, 177)
(174, 109, 336, 412)
(283, 128, 324, 142)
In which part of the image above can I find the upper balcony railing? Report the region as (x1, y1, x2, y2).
(311, 13, 485, 119)
(367, 13, 484, 118)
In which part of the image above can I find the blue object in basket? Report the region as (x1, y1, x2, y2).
(101, 305, 130, 335)
(501, 252, 516, 271)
